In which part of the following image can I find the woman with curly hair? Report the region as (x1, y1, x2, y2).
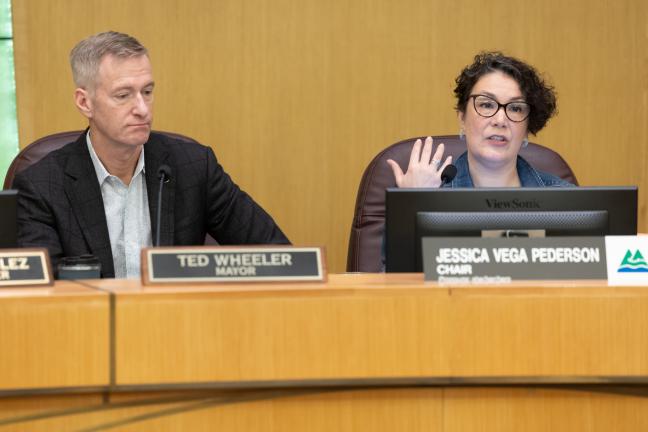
(388, 52, 572, 188)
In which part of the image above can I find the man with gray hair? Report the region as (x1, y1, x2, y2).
(15, 31, 289, 278)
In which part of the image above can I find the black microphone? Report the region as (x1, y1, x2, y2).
(440, 164, 457, 186)
(155, 165, 172, 247)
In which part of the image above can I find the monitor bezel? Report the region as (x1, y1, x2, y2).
(0, 190, 18, 249)
(385, 187, 638, 273)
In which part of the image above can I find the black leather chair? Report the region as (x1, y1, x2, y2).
(346, 135, 579, 272)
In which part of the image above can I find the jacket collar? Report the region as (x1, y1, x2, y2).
(62, 130, 177, 276)
(447, 151, 551, 188)
(62, 130, 114, 277)
(143, 133, 175, 246)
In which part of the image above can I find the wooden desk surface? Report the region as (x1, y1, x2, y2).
(3, 275, 648, 431)
(3, 274, 648, 392)
(0, 281, 110, 391)
(81, 274, 648, 388)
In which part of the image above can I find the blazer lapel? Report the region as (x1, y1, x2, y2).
(62, 135, 115, 277)
(145, 136, 175, 246)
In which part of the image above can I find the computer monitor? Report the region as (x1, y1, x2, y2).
(0, 190, 17, 248)
(385, 187, 638, 272)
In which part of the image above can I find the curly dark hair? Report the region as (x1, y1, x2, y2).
(454, 52, 557, 135)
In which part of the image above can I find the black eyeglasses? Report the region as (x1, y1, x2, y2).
(469, 94, 531, 122)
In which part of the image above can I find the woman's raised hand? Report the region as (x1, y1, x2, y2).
(387, 136, 453, 188)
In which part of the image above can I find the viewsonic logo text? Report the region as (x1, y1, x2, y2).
(485, 198, 541, 209)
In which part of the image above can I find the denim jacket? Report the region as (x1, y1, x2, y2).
(444, 152, 573, 188)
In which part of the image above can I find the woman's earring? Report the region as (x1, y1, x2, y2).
(459, 128, 464, 140)
(522, 137, 529, 148)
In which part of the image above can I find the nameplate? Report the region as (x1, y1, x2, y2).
(422, 237, 607, 283)
(0, 249, 53, 287)
(605, 236, 648, 285)
(142, 246, 326, 285)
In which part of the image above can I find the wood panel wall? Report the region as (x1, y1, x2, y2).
(12, 0, 648, 272)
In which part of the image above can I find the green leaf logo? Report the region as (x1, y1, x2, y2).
(618, 249, 648, 273)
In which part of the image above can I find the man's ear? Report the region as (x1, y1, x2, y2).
(74, 88, 93, 119)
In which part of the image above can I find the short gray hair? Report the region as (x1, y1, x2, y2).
(70, 31, 148, 89)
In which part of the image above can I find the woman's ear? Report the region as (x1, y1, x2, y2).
(457, 110, 465, 135)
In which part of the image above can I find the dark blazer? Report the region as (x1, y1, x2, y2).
(15, 131, 290, 277)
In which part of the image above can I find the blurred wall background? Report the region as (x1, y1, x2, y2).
(0, 0, 18, 185)
(11, 0, 648, 272)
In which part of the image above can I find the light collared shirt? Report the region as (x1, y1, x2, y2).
(87, 133, 152, 278)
